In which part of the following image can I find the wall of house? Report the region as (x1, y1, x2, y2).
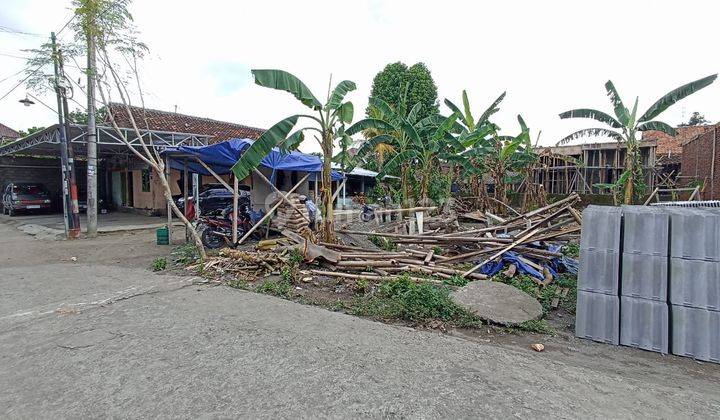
(681, 126, 720, 199)
(131, 168, 182, 214)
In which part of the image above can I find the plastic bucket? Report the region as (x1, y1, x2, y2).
(156, 226, 169, 245)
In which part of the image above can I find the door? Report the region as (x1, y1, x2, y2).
(111, 172, 123, 208)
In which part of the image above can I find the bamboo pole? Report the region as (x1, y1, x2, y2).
(237, 173, 310, 245)
(253, 169, 309, 222)
(462, 228, 540, 277)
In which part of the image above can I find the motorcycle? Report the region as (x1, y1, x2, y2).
(197, 199, 263, 249)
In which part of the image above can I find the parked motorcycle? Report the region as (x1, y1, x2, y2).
(197, 199, 262, 249)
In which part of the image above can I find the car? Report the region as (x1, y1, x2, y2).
(176, 184, 251, 215)
(2, 182, 52, 216)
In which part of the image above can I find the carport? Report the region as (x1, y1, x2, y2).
(0, 123, 211, 236)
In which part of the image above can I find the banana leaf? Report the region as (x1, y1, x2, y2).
(559, 108, 622, 128)
(326, 80, 356, 111)
(252, 69, 322, 110)
(639, 74, 717, 122)
(231, 115, 299, 180)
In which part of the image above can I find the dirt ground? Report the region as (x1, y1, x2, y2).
(2, 221, 720, 417)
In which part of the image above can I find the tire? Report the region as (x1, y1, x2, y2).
(201, 228, 225, 249)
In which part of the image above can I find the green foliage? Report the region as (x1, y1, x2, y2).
(151, 257, 167, 271)
(367, 62, 439, 123)
(432, 246, 443, 255)
(351, 275, 481, 326)
(257, 277, 293, 298)
(443, 275, 469, 287)
(17, 126, 46, 137)
(226, 278, 249, 290)
(563, 243, 580, 258)
(354, 279, 371, 295)
(368, 234, 397, 251)
(495, 272, 578, 316)
(679, 111, 709, 127)
(515, 319, 555, 334)
(286, 248, 304, 266)
(172, 243, 200, 266)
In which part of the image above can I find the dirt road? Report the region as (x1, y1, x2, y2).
(1, 221, 719, 418)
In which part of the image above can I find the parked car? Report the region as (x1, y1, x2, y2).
(177, 184, 251, 216)
(2, 182, 52, 216)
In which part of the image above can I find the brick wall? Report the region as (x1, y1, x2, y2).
(681, 126, 720, 199)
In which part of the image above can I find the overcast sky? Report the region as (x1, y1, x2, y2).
(1, 0, 719, 152)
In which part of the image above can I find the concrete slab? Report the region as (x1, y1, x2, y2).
(451, 280, 543, 325)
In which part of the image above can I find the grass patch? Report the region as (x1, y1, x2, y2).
(443, 274, 469, 287)
(151, 257, 167, 272)
(350, 275, 481, 327)
(172, 243, 201, 266)
(257, 277, 293, 298)
(494, 273, 578, 315)
(368, 234, 397, 251)
(226, 278, 249, 290)
(514, 319, 556, 335)
(562, 243, 579, 258)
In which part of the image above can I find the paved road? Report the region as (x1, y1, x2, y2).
(1, 222, 719, 418)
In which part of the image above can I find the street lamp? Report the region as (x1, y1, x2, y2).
(19, 94, 35, 107)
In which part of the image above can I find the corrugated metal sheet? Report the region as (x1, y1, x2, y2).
(669, 208, 720, 261)
(575, 291, 619, 345)
(670, 258, 720, 311)
(620, 296, 669, 354)
(578, 249, 619, 295)
(580, 206, 622, 252)
(671, 305, 720, 363)
(622, 205, 669, 256)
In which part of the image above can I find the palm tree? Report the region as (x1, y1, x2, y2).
(231, 69, 359, 242)
(558, 74, 717, 204)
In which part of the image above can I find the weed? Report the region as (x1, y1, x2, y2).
(226, 278, 249, 290)
(562, 243, 580, 258)
(173, 243, 200, 266)
(443, 274, 469, 287)
(350, 274, 481, 327)
(515, 319, 556, 335)
(369, 234, 398, 252)
(151, 257, 167, 272)
(354, 279, 371, 294)
(494, 272, 578, 315)
(432, 246, 443, 255)
(257, 277, 292, 298)
(287, 248, 304, 266)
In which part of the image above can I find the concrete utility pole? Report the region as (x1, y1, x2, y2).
(86, 28, 98, 237)
(51, 32, 80, 239)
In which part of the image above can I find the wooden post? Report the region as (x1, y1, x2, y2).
(165, 154, 172, 243)
(252, 168, 309, 222)
(183, 158, 189, 242)
(232, 176, 238, 244)
(237, 173, 310, 245)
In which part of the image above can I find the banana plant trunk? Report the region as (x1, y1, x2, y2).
(623, 141, 636, 205)
(322, 130, 335, 242)
(400, 163, 410, 207)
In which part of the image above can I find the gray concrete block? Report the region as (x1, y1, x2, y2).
(620, 296, 669, 354)
(621, 205, 669, 256)
(580, 205, 622, 252)
(669, 208, 720, 262)
(575, 291, 619, 345)
(670, 258, 720, 311)
(578, 249, 619, 295)
(671, 305, 720, 363)
(621, 253, 667, 302)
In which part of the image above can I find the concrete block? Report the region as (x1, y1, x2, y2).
(621, 205, 669, 256)
(620, 296, 669, 354)
(578, 249, 619, 295)
(671, 305, 720, 363)
(670, 258, 720, 311)
(580, 205, 622, 252)
(575, 291, 619, 345)
(669, 208, 720, 262)
(621, 253, 667, 302)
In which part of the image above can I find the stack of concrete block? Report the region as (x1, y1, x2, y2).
(668, 208, 720, 363)
(575, 206, 622, 344)
(619, 206, 669, 354)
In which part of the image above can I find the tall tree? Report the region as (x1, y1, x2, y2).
(679, 111, 709, 126)
(558, 75, 717, 204)
(231, 70, 358, 243)
(366, 62, 439, 123)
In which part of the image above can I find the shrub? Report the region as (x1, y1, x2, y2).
(152, 257, 167, 272)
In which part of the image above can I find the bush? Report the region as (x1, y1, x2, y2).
(351, 275, 480, 327)
(257, 277, 292, 298)
(152, 257, 167, 272)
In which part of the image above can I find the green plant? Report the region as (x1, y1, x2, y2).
(558, 74, 717, 204)
(172, 243, 200, 266)
(368, 234, 398, 252)
(151, 257, 167, 271)
(562, 243, 580, 258)
(432, 246, 443, 255)
(232, 70, 358, 242)
(350, 275, 481, 327)
(515, 319, 555, 335)
(257, 277, 292, 298)
(367, 62, 439, 124)
(354, 279, 371, 295)
(443, 275, 468, 287)
(286, 248, 304, 266)
(226, 278, 249, 290)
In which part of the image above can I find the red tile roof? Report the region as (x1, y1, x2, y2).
(0, 122, 20, 140)
(105, 103, 265, 143)
(642, 125, 712, 159)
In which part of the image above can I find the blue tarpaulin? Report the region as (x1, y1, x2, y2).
(163, 138, 342, 181)
(478, 243, 579, 281)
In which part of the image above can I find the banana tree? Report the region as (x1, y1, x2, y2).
(558, 74, 717, 204)
(346, 96, 431, 205)
(231, 69, 357, 242)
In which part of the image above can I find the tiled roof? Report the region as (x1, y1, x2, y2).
(642, 125, 713, 158)
(105, 103, 265, 143)
(0, 122, 20, 140)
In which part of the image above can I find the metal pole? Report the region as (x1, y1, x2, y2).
(183, 159, 188, 242)
(86, 27, 98, 237)
(50, 32, 71, 238)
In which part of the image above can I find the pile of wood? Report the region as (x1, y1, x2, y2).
(272, 193, 313, 238)
(201, 248, 288, 277)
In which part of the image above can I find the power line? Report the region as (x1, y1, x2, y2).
(0, 52, 33, 60)
(0, 65, 42, 102)
(0, 67, 27, 85)
(0, 25, 44, 38)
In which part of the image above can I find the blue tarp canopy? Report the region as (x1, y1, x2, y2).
(163, 138, 342, 181)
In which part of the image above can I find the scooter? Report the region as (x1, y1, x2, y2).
(197, 200, 262, 249)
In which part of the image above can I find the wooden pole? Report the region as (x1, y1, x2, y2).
(462, 228, 540, 277)
(252, 169, 309, 222)
(237, 173, 310, 245)
(194, 158, 233, 193)
(183, 158, 188, 242)
(165, 154, 172, 243)
(232, 176, 238, 244)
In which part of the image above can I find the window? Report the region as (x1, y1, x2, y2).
(141, 169, 151, 192)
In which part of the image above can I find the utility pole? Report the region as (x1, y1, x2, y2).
(51, 32, 80, 239)
(86, 25, 98, 237)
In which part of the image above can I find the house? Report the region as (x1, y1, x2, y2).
(680, 123, 720, 199)
(0, 122, 21, 143)
(641, 125, 712, 177)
